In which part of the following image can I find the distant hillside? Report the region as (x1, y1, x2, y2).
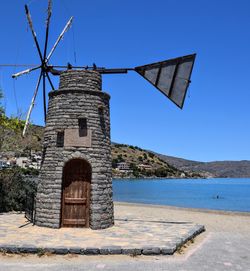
(111, 143, 201, 178)
(1, 115, 249, 178)
(155, 153, 250, 178)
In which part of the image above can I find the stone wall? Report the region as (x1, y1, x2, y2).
(35, 70, 114, 229)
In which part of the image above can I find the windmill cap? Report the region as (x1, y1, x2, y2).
(58, 70, 102, 91)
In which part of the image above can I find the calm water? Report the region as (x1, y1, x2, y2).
(113, 178, 250, 212)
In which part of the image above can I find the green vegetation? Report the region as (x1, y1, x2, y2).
(0, 118, 43, 154)
(0, 89, 43, 153)
(0, 114, 25, 131)
(0, 92, 38, 212)
(0, 89, 4, 116)
(0, 167, 37, 212)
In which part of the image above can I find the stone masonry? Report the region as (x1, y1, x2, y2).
(35, 70, 114, 229)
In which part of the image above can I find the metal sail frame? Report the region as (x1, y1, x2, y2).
(45, 53, 196, 109)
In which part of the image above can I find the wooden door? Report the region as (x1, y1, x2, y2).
(61, 159, 91, 227)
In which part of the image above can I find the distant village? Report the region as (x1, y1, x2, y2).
(0, 153, 151, 172)
(0, 153, 177, 178)
(113, 161, 153, 178)
(0, 155, 154, 177)
(112, 161, 187, 178)
(0, 151, 42, 170)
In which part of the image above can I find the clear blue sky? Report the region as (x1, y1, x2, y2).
(0, 0, 249, 162)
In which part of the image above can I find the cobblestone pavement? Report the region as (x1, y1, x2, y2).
(0, 213, 204, 255)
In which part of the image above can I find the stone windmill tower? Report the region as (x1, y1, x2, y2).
(9, 1, 196, 229)
(35, 70, 113, 229)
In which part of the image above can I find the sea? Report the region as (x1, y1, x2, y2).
(113, 178, 250, 212)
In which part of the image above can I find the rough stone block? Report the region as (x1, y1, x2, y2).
(53, 247, 69, 255)
(161, 246, 176, 255)
(122, 248, 142, 255)
(85, 247, 100, 255)
(142, 247, 161, 255)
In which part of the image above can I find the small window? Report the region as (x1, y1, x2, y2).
(56, 131, 64, 147)
(98, 107, 106, 136)
(78, 118, 87, 137)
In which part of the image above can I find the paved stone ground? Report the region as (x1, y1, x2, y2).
(1, 232, 249, 271)
(0, 213, 204, 255)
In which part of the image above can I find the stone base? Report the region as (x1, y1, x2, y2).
(0, 213, 205, 255)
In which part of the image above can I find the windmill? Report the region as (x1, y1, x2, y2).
(2, 0, 196, 137)
(0, 0, 198, 229)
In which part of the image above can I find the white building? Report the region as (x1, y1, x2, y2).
(116, 162, 130, 171)
(16, 157, 29, 168)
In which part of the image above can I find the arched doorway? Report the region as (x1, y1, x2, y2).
(61, 159, 91, 227)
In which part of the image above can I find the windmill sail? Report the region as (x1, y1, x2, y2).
(22, 72, 43, 136)
(13, 1, 74, 136)
(135, 54, 196, 109)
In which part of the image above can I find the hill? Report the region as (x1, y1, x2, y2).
(111, 143, 201, 178)
(155, 153, 250, 178)
(0, 115, 249, 178)
(0, 117, 200, 178)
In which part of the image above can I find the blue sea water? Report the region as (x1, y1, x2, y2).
(113, 178, 250, 212)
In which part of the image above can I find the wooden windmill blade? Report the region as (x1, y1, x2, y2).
(135, 54, 196, 109)
(12, 66, 41, 78)
(43, 0, 52, 61)
(42, 16, 74, 92)
(42, 0, 52, 121)
(46, 16, 73, 63)
(22, 72, 43, 137)
(9, 0, 74, 136)
(25, 4, 44, 62)
(43, 1, 55, 95)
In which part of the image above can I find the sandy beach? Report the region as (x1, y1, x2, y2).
(114, 201, 250, 233)
(0, 202, 250, 270)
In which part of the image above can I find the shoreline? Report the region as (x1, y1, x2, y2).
(114, 201, 250, 216)
(113, 177, 250, 180)
(114, 201, 250, 234)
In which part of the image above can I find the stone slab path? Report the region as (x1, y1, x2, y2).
(0, 213, 204, 255)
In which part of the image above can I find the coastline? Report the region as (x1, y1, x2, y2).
(113, 177, 250, 180)
(113, 176, 207, 180)
(114, 201, 250, 233)
(114, 201, 250, 216)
